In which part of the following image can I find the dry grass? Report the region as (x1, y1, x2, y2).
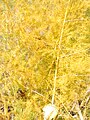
(0, 0, 90, 120)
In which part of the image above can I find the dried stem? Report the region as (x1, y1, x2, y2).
(76, 103, 84, 120)
(52, 0, 71, 105)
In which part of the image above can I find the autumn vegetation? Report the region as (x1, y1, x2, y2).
(0, 0, 90, 120)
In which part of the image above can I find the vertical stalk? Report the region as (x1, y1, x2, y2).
(52, 0, 71, 105)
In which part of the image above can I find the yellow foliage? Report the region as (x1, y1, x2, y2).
(0, 0, 90, 120)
